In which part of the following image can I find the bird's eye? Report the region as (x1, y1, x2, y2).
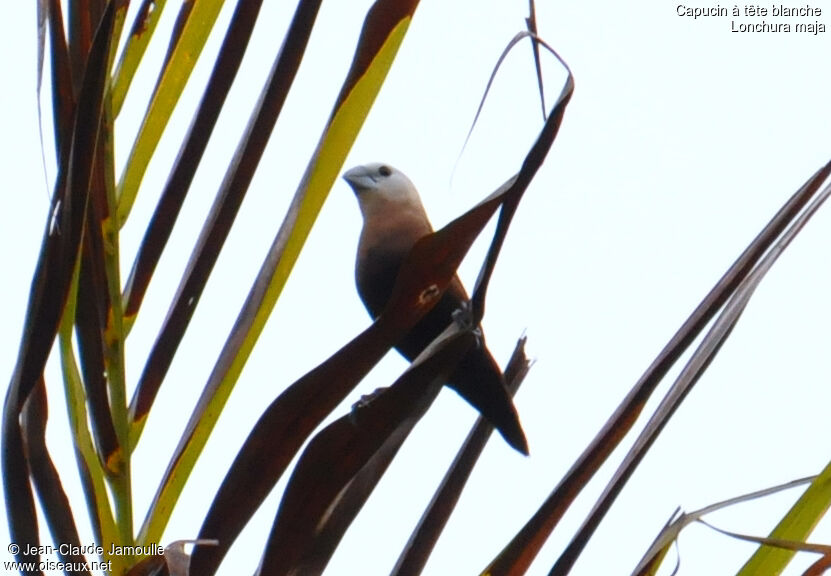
(378, 165, 392, 177)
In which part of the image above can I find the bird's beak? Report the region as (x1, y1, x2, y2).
(342, 165, 376, 193)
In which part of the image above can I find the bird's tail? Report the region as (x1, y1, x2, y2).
(448, 348, 529, 455)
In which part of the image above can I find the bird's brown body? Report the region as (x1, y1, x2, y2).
(344, 163, 528, 454)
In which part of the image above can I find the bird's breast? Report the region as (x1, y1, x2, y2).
(355, 210, 432, 318)
(355, 243, 407, 319)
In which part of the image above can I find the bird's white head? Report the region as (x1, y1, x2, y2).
(342, 163, 424, 219)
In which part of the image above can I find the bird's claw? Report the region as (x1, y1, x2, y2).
(349, 387, 388, 425)
(452, 302, 483, 349)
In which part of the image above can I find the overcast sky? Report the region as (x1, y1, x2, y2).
(2, 2, 831, 575)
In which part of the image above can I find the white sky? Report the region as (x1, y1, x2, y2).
(2, 1, 831, 575)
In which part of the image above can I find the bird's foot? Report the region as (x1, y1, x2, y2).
(451, 302, 484, 349)
(349, 387, 388, 425)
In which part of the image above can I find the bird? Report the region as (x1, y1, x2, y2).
(343, 162, 529, 455)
